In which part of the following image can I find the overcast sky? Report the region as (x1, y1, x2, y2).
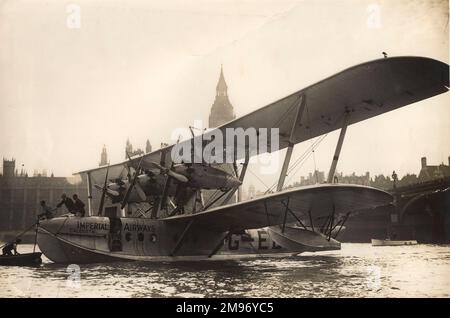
(0, 0, 448, 191)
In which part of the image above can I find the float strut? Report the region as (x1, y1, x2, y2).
(280, 200, 307, 230)
(170, 220, 194, 256)
(208, 231, 230, 258)
(333, 212, 350, 239)
(281, 197, 290, 233)
(308, 209, 314, 232)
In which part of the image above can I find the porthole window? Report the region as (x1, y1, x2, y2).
(150, 234, 157, 243)
(138, 233, 144, 242)
(125, 232, 132, 242)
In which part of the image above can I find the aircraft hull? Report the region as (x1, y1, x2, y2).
(37, 216, 339, 264)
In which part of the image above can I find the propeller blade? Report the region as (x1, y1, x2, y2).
(146, 161, 188, 183)
(121, 174, 138, 209)
(121, 157, 145, 209)
(159, 175, 171, 211)
(146, 168, 160, 176)
(146, 161, 164, 170)
(94, 184, 120, 197)
(98, 165, 110, 215)
(167, 170, 188, 183)
(106, 189, 120, 197)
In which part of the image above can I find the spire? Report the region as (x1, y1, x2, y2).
(216, 64, 228, 97)
(99, 144, 108, 166)
(125, 138, 133, 159)
(146, 139, 152, 153)
(209, 64, 236, 128)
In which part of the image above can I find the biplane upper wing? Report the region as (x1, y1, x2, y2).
(215, 56, 449, 155)
(163, 184, 392, 232)
(76, 146, 173, 185)
(77, 56, 448, 179)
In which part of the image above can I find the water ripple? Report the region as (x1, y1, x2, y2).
(1, 244, 449, 297)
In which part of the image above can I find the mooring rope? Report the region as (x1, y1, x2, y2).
(0, 221, 39, 250)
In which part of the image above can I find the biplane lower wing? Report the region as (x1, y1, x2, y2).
(163, 184, 392, 232)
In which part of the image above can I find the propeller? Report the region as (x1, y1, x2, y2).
(121, 157, 146, 209)
(97, 164, 110, 215)
(158, 150, 173, 211)
(147, 161, 188, 183)
(94, 184, 120, 197)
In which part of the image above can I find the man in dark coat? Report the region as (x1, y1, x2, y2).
(56, 193, 76, 213)
(2, 238, 21, 256)
(72, 194, 86, 217)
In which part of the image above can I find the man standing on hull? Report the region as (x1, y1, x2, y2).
(56, 194, 76, 214)
(73, 194, 86, 217)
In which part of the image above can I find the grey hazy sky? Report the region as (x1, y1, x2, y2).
(0, 0, 448, 190)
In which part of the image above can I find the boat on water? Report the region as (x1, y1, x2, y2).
(0, 252, 42, 266)
(371, 239, 418, 246)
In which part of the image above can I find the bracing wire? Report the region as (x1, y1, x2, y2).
(247, 167, 272, 191)
(305, 102, 319, 183)
(284, 134, 328, 187)
(264, 134, 328, 194)
(262, 109, 348, 192)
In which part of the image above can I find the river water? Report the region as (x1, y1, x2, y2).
(1, 243, 449, 298)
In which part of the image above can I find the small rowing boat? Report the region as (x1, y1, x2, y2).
(371, 239, 418, 247)
(0, 252, 42, 266)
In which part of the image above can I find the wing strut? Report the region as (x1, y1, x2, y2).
(222, 146, 250, 204)
(86, 172, 93, 216)
(277, 95, 307, 191)
(327, 110, 350, 183)
(332, 212, 351, 239)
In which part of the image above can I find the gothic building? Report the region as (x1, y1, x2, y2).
(146, 139, 152, 153)
(99, 145, 108, 166)
(418, 156, 450, 181)
(125, 138, 144, 159)
(0, 158, 87, 231)
(208, 65, 236, 128)
(207, 66, 239, 203)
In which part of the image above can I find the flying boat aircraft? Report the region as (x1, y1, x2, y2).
(37, 56, 449, 263)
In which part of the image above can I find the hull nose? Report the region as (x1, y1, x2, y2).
(37, 216, 113, 264)
(37, 218, 72, 263)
